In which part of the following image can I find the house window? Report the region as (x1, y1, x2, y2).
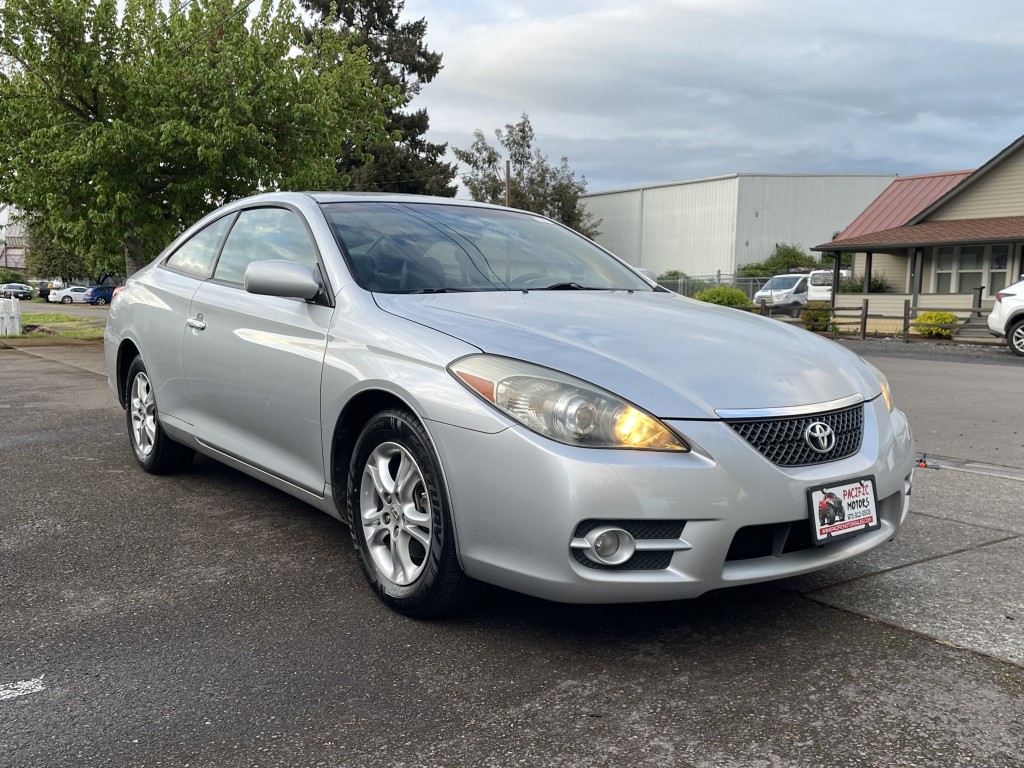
(935, 247, 954, 294)
(990, 244, 1009, 294)
(958, 246, 984, 294)
(931, 244, 1012, 296)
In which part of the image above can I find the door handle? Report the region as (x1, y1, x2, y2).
(186, 315, 207, 331)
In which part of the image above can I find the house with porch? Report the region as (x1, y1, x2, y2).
(0, 204, 28, 272)
(813, 135, 1024, 327)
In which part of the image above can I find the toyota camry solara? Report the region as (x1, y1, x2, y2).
(104, 192, 915, 617)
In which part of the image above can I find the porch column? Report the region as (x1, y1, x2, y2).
(831, 252, 841, 308)
(911, 247, 923, 313)
(862, 251, 873, 293)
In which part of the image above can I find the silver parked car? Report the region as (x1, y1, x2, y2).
(104, 192, 915, 617)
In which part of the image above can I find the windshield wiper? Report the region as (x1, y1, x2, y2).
(407, 287, 473, 294)
(532, 282, 598, 291)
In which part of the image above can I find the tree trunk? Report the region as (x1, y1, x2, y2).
(123, 226, 143, 277)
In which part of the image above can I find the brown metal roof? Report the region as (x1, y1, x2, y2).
(817, 215, 1024, 252)
(836, 170, 973, 240)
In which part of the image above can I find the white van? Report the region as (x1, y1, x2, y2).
(752, 274, 808, 317)
(807, 270, 835, 302)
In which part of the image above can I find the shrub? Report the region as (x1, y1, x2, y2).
(694, 285, 749, 307)
(0, 267, 24, 284)
(912, 311, 959, 339)
(737, 243, 817, 278)
(838, 273, 891, 293)
(801, 301, 833, 333)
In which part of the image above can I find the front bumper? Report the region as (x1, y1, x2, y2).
(429, 397, 914, 604)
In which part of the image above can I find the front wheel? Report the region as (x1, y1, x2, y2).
(1008, 319, 1024, 357)
(61, 296, 72, 304)
(125, 357, 195, 474)
(95, 297, 107, 306)
(790, 304, 802, 318)
(348, 408, 481, 618)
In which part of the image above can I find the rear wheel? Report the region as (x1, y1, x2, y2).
(348, 408, 481, 618)
(61, 296, 72, 304)
(95, 297, 107, 306)
(1008, 319, 1024, 357)
(125, 357, 195, 474)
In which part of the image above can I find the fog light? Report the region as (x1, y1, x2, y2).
(581, 526, 636, 566)
(594, 531, 619, 558)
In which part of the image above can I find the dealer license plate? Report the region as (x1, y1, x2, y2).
(808, 477, 879, 544)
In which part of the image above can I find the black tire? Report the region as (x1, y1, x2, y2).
(95, 297, 107, 306)
(790, 304, 802, 318)
(124, 357, 195, 474)
(348, 408, 481, 618)
(1008, 318, 1024, 357)
(61, 296, 72, 304)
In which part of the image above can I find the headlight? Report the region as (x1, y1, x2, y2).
(867, 362, 893, 412)
(449, 355, 689, 451)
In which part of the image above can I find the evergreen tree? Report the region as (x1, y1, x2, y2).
(299, 0, 457, 196)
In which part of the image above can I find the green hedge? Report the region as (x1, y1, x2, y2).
(801, 301, 833, 333)
(912, 311, 959, 339)
(694, 285, 749, 307)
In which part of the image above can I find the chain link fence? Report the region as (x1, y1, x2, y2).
(655, 272, 771, 299)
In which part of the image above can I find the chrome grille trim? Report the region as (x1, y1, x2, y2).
(715, 393, 864, 420)
(725, 403, 864, 467)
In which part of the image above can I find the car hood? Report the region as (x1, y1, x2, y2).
(373, 291, 881, 419)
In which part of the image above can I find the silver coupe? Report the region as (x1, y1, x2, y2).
(105, 192, 916, 617)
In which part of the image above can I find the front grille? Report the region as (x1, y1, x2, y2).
(726, 404, 863, 467)
(726, 521, 815, 561)
(573, 520, 685, 540)
(572, 550, 674, 570)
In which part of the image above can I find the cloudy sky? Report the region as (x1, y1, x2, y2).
(400, 0, 1024, 195)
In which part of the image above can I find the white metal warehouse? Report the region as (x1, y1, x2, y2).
(580, 173, 897, 277)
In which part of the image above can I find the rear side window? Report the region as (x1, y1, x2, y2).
(214, 207, 320, 285)
(165, 215, 232, 277)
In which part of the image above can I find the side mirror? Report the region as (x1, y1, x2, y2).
(245, 260, 321, 300)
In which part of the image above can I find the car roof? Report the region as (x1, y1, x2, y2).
(225, 190, 504, 212)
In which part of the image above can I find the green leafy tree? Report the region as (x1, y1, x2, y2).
(299, 0, 457, 196)
(0, 0, 398, 275)
(25, 217, 90, 284)
(738, 243, 817, 277)
(453, 113, 601, 238)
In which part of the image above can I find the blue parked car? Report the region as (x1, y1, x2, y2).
(84, 285, 115, 306)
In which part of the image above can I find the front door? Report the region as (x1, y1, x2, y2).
(182, 206, 332, 495)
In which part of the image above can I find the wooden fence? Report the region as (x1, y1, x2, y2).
(750, 295, 989, 341)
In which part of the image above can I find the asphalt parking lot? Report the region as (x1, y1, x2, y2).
(1, 338, 1022, 767)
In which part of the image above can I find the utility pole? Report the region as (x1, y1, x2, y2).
(505, 160, 511, 207)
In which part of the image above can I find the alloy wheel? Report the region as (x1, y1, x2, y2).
(359, 441, 433, 586)
(129, 371, 157, 458)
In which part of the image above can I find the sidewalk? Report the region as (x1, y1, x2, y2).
(0, 339, 108, 377)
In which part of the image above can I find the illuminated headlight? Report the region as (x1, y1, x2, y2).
(449, 355, 689, 451)
(867, 362, 894, 412)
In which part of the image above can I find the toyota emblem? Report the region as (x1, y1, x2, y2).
(804, 421, 836, 454)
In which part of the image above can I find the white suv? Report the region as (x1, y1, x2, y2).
(988, 277, 1024, 356)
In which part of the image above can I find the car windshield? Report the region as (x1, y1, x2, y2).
(321, 202, 652, 293)
(762, 275, 802, 290)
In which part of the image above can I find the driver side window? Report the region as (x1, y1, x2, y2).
(214, 207, 319, 285)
